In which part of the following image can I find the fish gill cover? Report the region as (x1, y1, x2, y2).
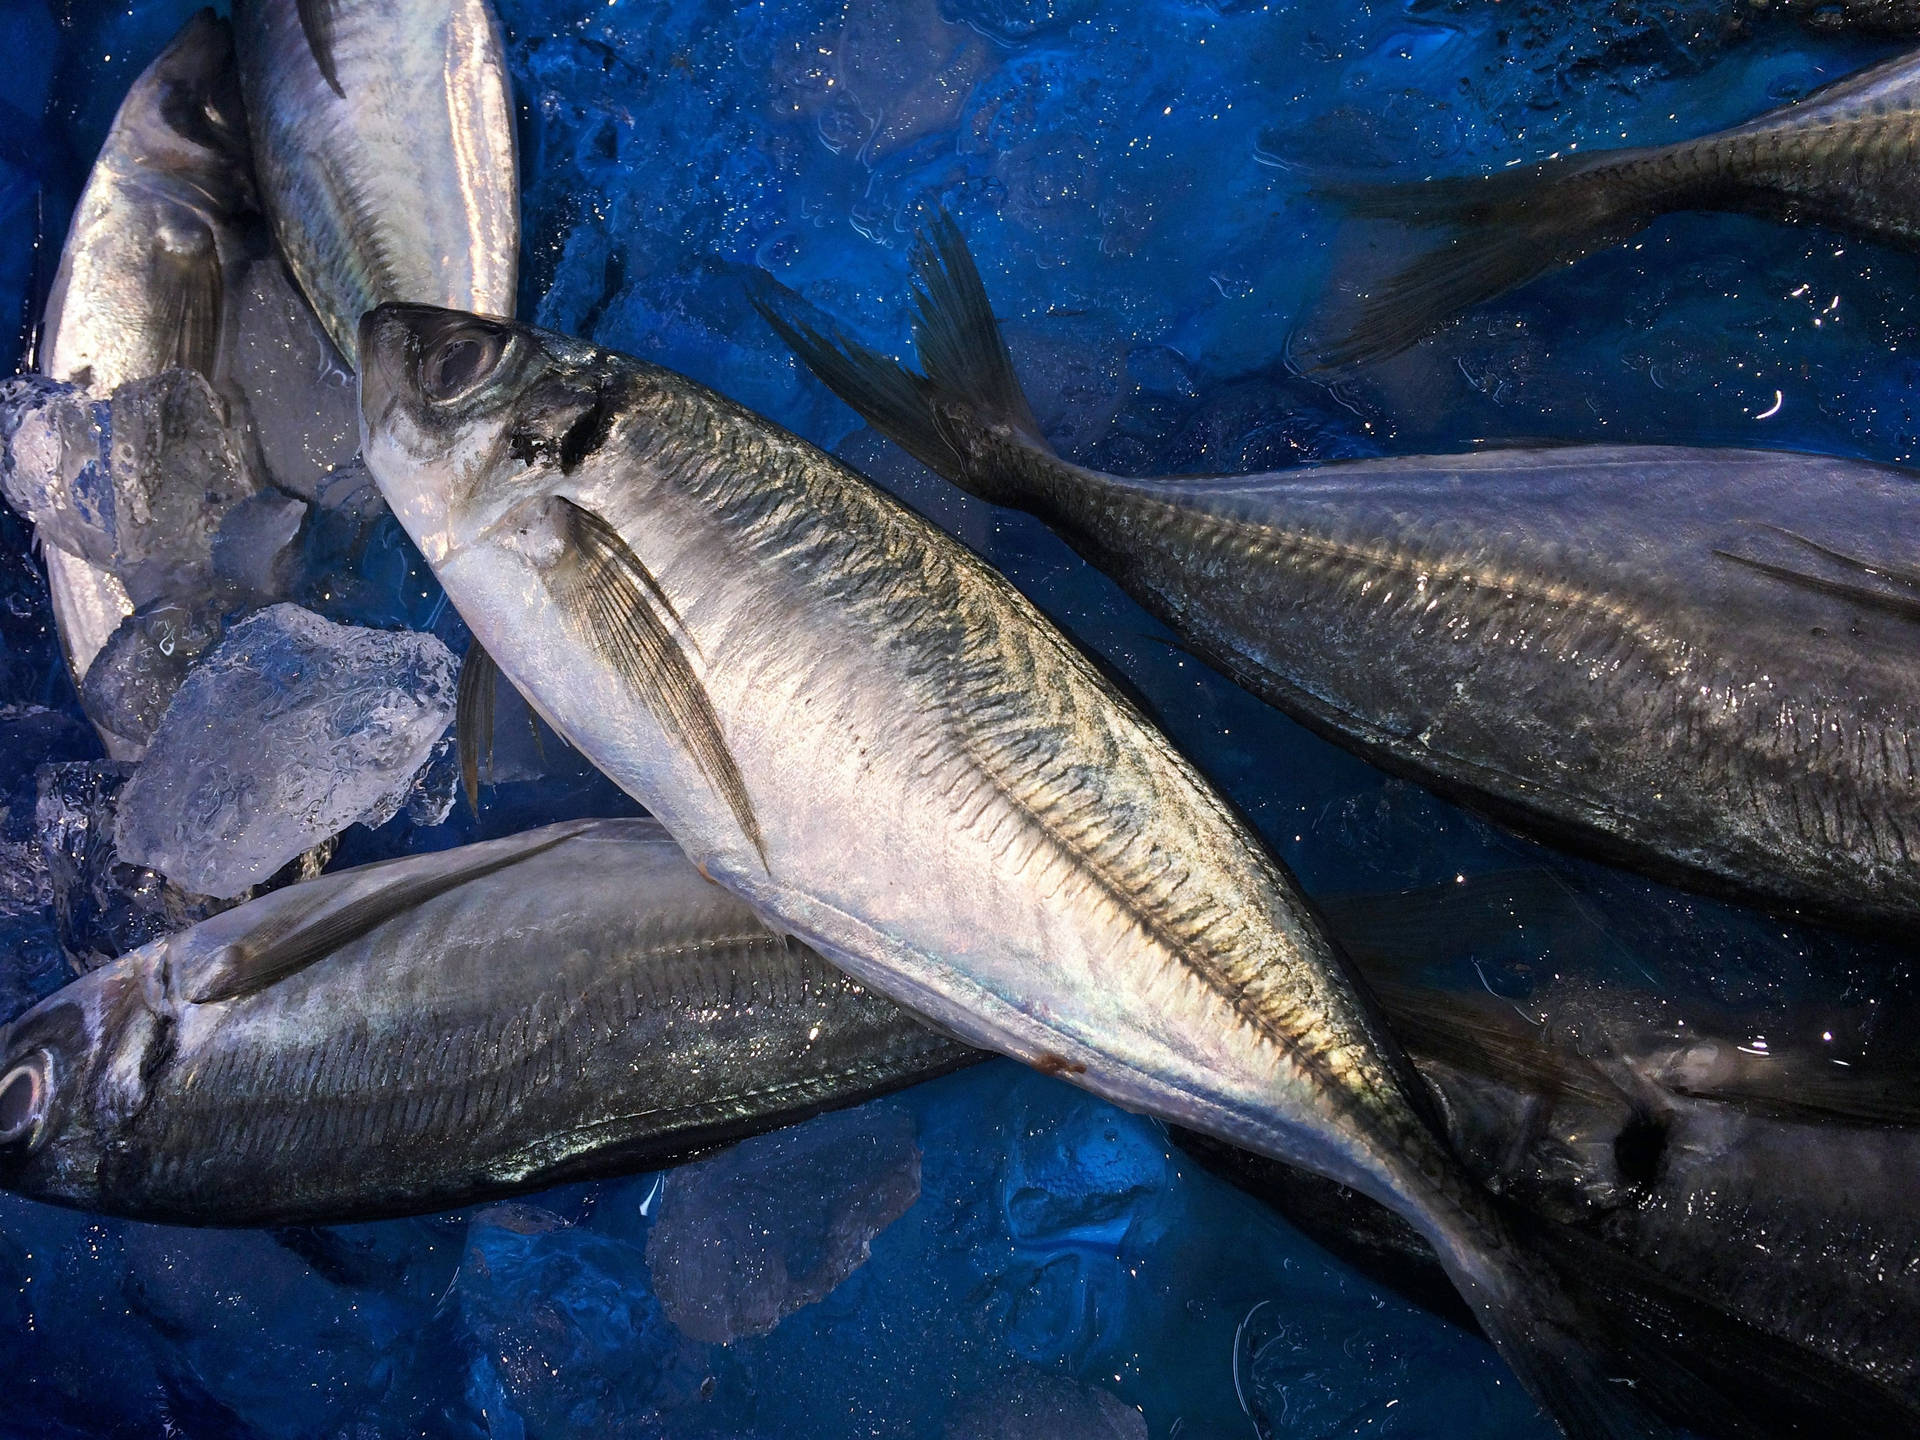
(3, 0, 1920, 1435)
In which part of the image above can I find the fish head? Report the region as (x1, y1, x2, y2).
(125, 9, 252, 200)
(0, 955, 175, 1211)
(359, 304, 620, 568)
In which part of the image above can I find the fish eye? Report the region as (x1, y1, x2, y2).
(420, 324, 509, 403)
(0, 1050, 49, 1146)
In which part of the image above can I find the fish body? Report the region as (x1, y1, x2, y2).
(761, 222, 1920, 937)
(1309, 47, 1920, 363)
(232, 0, 518, 365)
(359, 304, 1661, 1438)
(35, 10, 257, 697)
(0, 819, 974, 1225)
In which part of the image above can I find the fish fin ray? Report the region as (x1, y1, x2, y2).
(749, 273, 962, 478)
(1307, 158, 1659, 368)
(295, 0, 345, 97)
(905, 213, 1047, 449)
(185, 825, 587, 1004)
(1713, 547, 1920, 624)
(550, 497, 764, 861)
(1757, 523, 1920, 594)
(155, 230, 224, 380)
(456, 641, 499, 813)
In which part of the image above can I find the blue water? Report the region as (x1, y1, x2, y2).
(4, 1, 1917, 1435)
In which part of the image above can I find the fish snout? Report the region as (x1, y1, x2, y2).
(0, 1048, 50, 1149)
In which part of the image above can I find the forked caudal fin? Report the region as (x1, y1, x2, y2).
(751, 213, 1053, 504)
(1305, 153, 1670, 368)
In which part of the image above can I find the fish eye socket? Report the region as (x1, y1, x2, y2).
(0, 1051, 48, 1146)
(421, 326, 508, 403)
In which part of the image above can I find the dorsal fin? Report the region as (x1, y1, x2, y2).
(295, 0, 345, 97)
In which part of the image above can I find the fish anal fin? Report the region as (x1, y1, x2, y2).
(456, 641, 499, 813)
(549, 497, 764, 862)
(295, 0, 345, 97)
(185, 824, 588, 1005)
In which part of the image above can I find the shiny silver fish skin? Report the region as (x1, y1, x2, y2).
(761, 226, 1920, 938)
(0, 819, 975, 1226)
(35, 10, 256, 700)
(358, 306, 1641, 1439)
(232, 0, 518, 366)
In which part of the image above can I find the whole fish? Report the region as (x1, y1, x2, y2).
(232, 0, 518, 366)
(358, 304, 1679, 1439)
(34, 10, 256, 698)
(1303, 46, 1920, 365)
(0, 818, 975, 1225)
(759, 219, 1920, 938)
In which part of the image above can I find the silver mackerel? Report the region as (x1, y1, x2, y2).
(762, 221, 1920, 938)
(0, 819, 974, 1225)
(36, 10, 255, 696)
(358, 304, 1652, 1439)
(233, 0, 517, 365)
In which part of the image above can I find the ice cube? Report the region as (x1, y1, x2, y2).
(0, 369, 259, 607)
(211, 488, 307, 602)
(225, 255, 359, 499)
(78, 592, 225, 756)
(645, 1103, 922, 1344)
(35, 759, 226, 968)
(114, 603, 458, 898)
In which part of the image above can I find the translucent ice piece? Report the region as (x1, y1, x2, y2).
(0, 369, 258, 607)
(225, 255, 358, 499)
(211, 488, 307, 602)
(114, 603, 457, 898)
(78, 592, 224, 756)
(645, 1104, 922, 1344)
(946, 1371, 1147, 1440)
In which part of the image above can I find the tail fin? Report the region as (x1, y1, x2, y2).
(752, 214, 1054, 503)
(1306, 153, 1665, 368)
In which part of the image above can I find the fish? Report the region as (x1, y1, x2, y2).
(358, 303, 1696, 1440)
(34, 9, 257, 708)
(231, 0, 518, 367)
(1184, 870, 1920, 1438)
(757, 218, 1920, 939)
(1301, 46, 1920, 365)
(0, 818, 977, 1226)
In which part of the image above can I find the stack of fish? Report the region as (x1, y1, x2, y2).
(3, 3, 1920, 1438)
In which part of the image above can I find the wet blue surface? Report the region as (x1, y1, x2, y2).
(4, 1, 1919, 1435)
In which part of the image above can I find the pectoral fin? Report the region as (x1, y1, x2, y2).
(296, 0, 345, 97)
(548, 497, 764, 861)
(456, 641, 499, 812)
(1713, 545, 1920, 625)
(155, 224, 224, 380)
(186, 824, 588, 1005)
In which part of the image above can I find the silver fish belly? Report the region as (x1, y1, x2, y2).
(356, 306, 1644, 1439)
(35, 11, 256, 695)
(0, 818, 974, 1225)
(762, 222, 1920, 936)
(233, 0, 518, 365)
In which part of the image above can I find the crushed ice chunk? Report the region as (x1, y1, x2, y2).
(212, 489, 307, 602)
(645, 1104, 922, 1344)
(35, 759, 225, 969)
(226, 255, 359, 499)
(78, 593, 224, 756)
(114, 603, 457, 898)
(0, 370, 257, 606)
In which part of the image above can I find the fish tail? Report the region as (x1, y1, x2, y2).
(1433, 1205, 1675, 1440)
(1307, 152, 1669, 367)
(752, 215, 1058, 507)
